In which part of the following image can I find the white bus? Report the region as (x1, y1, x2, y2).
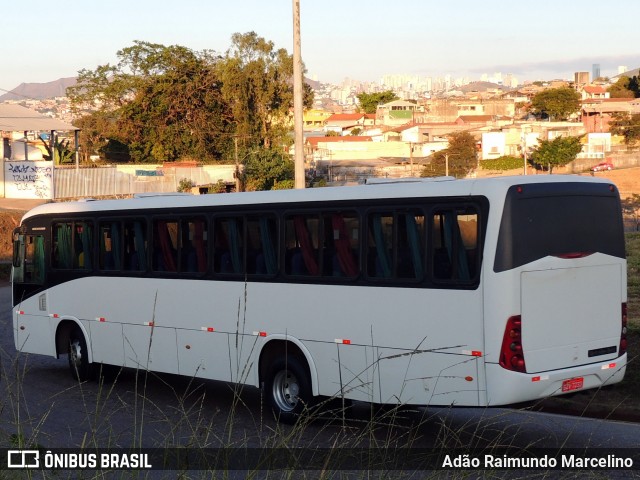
(12, 175, 628, 422)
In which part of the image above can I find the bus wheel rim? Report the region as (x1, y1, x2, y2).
(70, 339, 83, 369)
(272, 370, 300, 412)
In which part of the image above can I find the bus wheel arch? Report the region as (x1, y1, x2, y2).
(259, 339, 317, 423)
(55, 320, 94, 381)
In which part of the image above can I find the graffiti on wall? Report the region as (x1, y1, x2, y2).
(5, 161, 54, 199)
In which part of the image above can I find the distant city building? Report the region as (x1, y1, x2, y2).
(618, 66, 628, 75)
(592, 64, 601, 80)
(574, 71, 589, 85)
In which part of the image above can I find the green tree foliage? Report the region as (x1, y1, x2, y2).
(68, 34, 314, 173)
(609, 113, 640, 148)
(530, 87, 581, 121)
(357, 91, 399, 114)
(242, 148, 294, 191)
(39, 137, 75, 164)
(607, 76, 639, 98)
(421, 131, 477, 178)
(529, 135, 583, 173)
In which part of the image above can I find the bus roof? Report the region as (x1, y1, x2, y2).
(20, 174, 616, 222)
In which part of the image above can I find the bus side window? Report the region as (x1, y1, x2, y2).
(153, 220, 178, 272)
(124, 220, 147, 271)
(367, 213, 393, 278)
(214, 217, 244, 274)
(246, 216, 278, 275)
(53, 223, 73, 269)
(325, 213, 359, 277)
(52, 221, 92, 270)
(179, 217, 207, 273)
(99, 222, 121, 270)
(285, 215, 320, 276)
(431, 209, 478, 282)
(397, 211, 425, 280)
(22, 235, 45, 284)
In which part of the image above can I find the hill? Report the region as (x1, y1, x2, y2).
(0, 77, 77, 101)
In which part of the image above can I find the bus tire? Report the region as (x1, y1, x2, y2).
(68, 326, 94, 382)
(264, 356, 313, 424)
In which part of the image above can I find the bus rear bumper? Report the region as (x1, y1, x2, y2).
(485, 354, 627, 406)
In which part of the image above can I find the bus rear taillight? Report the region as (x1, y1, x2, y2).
(620, 303, 628, 355)
(499, 315, 526, 373)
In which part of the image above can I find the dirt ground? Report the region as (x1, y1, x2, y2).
(0, 210, 22, 262)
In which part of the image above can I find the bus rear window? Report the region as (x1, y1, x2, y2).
(494, 183, 625, 272)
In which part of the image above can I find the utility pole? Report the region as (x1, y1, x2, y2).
(292, 0, 305, 189)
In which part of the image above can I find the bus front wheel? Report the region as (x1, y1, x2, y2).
(68, 327, 94, 382)
(264, 356, 313, 424)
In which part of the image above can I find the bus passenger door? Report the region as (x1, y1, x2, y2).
(13, 232, 55, 356)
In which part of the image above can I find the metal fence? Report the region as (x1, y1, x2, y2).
(53, 165, 235, 199)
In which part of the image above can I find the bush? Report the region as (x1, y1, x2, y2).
(481, 156, 523, 171)
(177, 178, 196, 193)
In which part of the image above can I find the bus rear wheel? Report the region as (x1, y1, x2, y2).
(264, 356, 313, 424)
(68, 327, 94, 382)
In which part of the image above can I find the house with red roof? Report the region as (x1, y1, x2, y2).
(580, 85, 609, 100)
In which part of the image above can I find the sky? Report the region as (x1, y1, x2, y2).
(2, 0, 639, 92)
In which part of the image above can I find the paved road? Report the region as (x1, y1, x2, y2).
(1, 284, 640, 477)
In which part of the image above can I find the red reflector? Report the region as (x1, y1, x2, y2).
(532, 376, 541, 382)
(464, 376, 474, 382)
(471, 350, 482, 357)
(609, 363, 616, 369)
(16, 310, 24, 315)
(259, 331, 266, 337)
(207, 327, 214, 332)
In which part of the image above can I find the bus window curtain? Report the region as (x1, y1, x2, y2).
(80, 224, 92, 270)
(332, 214, 358, 277)
(293, 216, 319, 275)
(193, 220, 207, 273)
(405, 214, 423, 279)
(57, 224, 73, 269)
(372, 215, 391, 278)
(443, 212, 470, 281)
(133, 221, 146, 270)
(33, 236, 45, 283)
(110, 223, 121, 270)
(227, 219, 242, 274)
(259, 217, 278, 275)
(157, 221, 177, 272)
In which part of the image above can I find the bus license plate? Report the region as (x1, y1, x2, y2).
(562, 377, 584, 392)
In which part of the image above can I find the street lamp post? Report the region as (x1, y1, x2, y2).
(444, 152, 460, 177)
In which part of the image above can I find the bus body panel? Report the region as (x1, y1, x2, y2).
(521, 262, 623, 373)
(14, 311, 56, 357)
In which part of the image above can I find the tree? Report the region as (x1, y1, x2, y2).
(422, 131, 477, 178)
(529, 135, 582, 173)
(217, 31, 313, 152)
(607, 76, 637, 98)
(68, 35, 313, 169)
(609, 113, 640, 149)
(530, 87, 581, 121)
(68, 41, 231, 163)
(242, 147, 295, 191)
(357, 91, 399, 114)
